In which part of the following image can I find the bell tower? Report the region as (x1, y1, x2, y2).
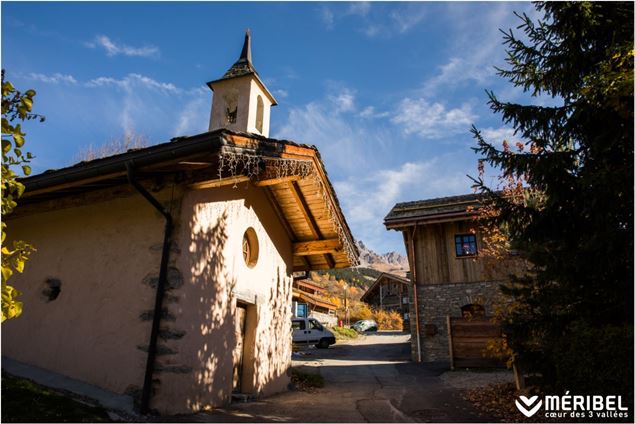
(207, 30, 277, 137)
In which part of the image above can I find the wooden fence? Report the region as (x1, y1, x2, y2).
(446, 316, 505, 369)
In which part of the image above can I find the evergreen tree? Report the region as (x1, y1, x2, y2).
(472, 2, 633, 398)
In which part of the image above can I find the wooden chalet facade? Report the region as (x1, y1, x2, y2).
(291, 279, 337, 326)
(385, 193, 515, 365)
(360, 273, 410, 330)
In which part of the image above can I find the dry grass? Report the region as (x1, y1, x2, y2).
(75, 133, 149, 162)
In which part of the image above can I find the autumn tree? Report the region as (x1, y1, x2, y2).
(471, 2, 633, 398)
(1, 71, 43, 321)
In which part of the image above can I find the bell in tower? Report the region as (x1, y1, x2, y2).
(207, 30, 277, 137)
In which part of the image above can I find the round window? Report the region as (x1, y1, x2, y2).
(242, 228, 259, 268)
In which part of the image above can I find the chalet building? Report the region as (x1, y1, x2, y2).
(360, 273, 410, 330)
(385, 193, 513, 364)
(291, 279, 337, 326)
(2, 31, 358, 415)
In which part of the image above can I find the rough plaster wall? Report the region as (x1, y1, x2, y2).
(1, 192, 176, 395)
(152, 184, 293, 414)
(209, 78, 252, 134)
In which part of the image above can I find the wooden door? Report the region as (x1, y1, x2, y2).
(232, 304, 247, 392)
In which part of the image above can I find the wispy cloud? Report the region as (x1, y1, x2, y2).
(359, 106, 389, 119)
(319, 2, 423, 37)
(328, 87, 356, 113)
(334, 158, 468, 252)
(174, 95, 209, 136)
(320, 6, 335, 30)
(21, 72, 77, 85)
(391, 97, 476, 139)
(389, 4, 427, 34)
(423, 3, 537, 94)
(274, 89, 289, 99)
(479, 126, 518, 144)
(86, 35, 160, 58)
(86, 73, 180, 94)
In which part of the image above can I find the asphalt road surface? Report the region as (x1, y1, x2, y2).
(189, 331, 488, 422)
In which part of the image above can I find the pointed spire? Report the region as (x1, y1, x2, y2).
(238, 29, 252, 64)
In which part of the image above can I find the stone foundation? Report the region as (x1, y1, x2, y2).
(408, 281, 504, 362)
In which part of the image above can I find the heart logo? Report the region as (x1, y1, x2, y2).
(515, 395, 542, 417)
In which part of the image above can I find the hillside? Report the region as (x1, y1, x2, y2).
(305, 240, 410, 310)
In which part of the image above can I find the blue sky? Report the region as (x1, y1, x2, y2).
(2, 1, 546, 254)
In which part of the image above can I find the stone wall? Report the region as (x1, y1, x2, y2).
(408, 281, 505, 362)
(310, 310, 337, 327)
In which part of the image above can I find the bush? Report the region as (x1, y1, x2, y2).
(374, 309, 403, 330)
(348, 302, 373, 322)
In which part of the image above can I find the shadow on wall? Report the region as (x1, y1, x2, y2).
(188, 209, 236, 411)
(251, 267, 293, 395)
(154, 186, 295, 414)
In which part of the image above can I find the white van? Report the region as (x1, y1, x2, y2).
(292, 317, 336, 349)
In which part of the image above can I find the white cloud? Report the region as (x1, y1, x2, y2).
(87, 35, 160, 58)
(274, 89, 289, 99)
(23, 72, 77, 85)
(319, 3, 424, 37)
(348, 2, 371, 17)
(359, 106, 389, 119)
(174, 95, 209, 136)
(389, 4, 426, 33)
(423, 3, 537, 93)
(334, 158, 469, 252)
(86, 73, 180, 94)
(83, 74, 190, 136)
(392, 97, 476, 139)
(329, 88, 355, 113)
(479, 126, 518, 144)
(320, 6, 335, 30)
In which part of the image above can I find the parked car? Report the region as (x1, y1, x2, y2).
(292, 317, 336, 349)
(352, 319, 378, 332)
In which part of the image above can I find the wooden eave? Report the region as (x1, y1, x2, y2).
(384, 210, 477, 230)
(293, 279, 327, 294)
(221, 133, 358, 271)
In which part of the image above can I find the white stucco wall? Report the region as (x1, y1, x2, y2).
(1, 192, 166, 395)
(208, 77, 273, 137)
(2, 182, 294, 415)
(151, 184, 294, 414)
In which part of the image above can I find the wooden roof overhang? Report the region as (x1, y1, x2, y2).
(360, 272, 410, 303)
(293, 279, 328, 294)
(17, 129, 359, 271)
(384, 194, 482, 231)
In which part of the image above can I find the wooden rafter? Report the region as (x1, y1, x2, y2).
(254, 175, 302, 187)
(287, 181, 336, 268)
(293, 239, 341, 256)
(263, 187, 311, 269)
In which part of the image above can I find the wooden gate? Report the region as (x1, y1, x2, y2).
(446, 316, 505, 369)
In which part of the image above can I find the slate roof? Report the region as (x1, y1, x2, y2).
(384, 193, 484, 227)
(205, 30, 277, 105)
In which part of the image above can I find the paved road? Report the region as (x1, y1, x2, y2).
(189, 332, 488, 422)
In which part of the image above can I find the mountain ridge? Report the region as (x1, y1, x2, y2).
(355, 240, 409, 275)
